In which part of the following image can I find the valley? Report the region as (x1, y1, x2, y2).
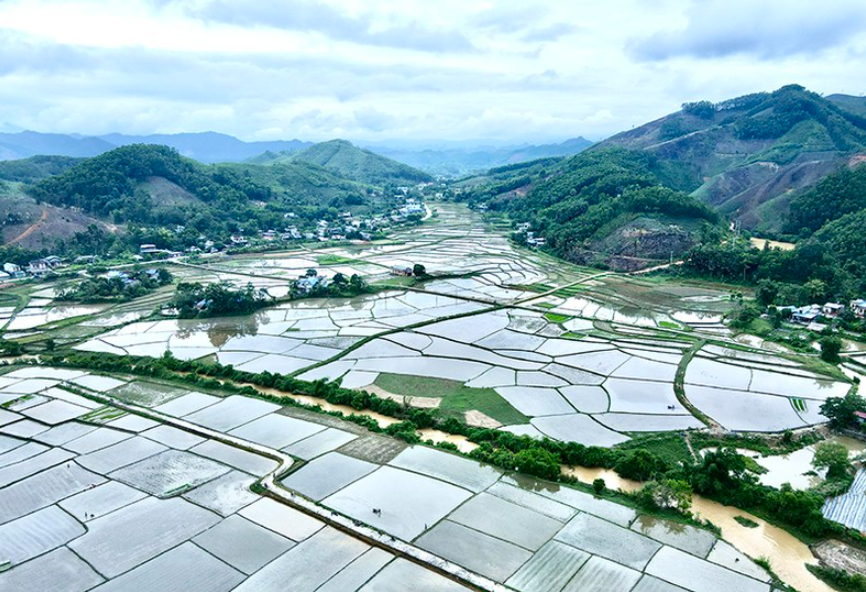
(1, 198, 864, 592)
(1, 85, 866, 592)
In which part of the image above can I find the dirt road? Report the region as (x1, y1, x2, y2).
(7, 206, 48, 245)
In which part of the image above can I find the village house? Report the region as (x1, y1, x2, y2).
(296, 275, 327, 293)
(791, 304, 822, 325)
(139, 244, 158, 254)
(27, 259, 52, 276)
(390, 266, 413, 276)
(851, 299, 866, 319)
(822, 303, 845, 318)
(3, 262, 20, 275)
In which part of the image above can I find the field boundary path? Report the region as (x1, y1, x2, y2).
(68, 382, 507, 592)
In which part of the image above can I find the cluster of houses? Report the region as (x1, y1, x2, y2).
(779, 300, 866, 331)
(395, 197, 426, 219)
(277, 199, 427, 244)
(515, 222, 547, 248)
(103, 269, 162, 288)
(0, 256, 63, 281)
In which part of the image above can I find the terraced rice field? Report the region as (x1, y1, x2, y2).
(0, 365, 779, 592)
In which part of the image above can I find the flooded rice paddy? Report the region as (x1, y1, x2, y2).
(0, 365, 794, 592)
(1, 203, 863, 592)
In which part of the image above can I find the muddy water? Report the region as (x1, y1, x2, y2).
(417, 428, 479, 454)
(236, 383, 402, 428)
(562, 465, 832, 592)
(563, 465, 642, 492)
(690, 497, 831, 592)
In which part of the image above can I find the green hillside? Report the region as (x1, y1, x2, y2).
(459, 148, 719, 270)
(599, 85, 866, 232)
(785, 162, 866, 236)
(13, 143, 383, 253)
(262, 139, 433, 186)
(29, 144, 270, 222)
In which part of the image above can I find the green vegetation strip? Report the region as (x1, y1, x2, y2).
(673, 340, 713, 428)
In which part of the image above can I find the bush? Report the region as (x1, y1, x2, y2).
(682, 101, 716, 119)
(806, 564, 866, 592)
(812, 442, 852, 480)
(636, 479, 693, 512)
(514, 447, 561, 480)
(820, 335, 843, 364)
(592, 478, 606, 494)
(614, 449, 667, 481)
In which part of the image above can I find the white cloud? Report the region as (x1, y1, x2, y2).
(0, 0, 863, 144)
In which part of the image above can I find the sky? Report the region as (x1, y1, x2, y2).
(1, 0, 865, 145)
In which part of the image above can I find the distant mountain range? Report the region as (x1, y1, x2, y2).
(0, 130, 594, 175)
(0, 131, 310, 164)
(367, 137, 595, 176)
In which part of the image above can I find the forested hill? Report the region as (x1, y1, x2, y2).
(254, 139, 433, 186)
(20, 144, 375, 241)
(597, 85, 866, 232)
(457, 148, 719, 270)
(28, 144, 270, 222)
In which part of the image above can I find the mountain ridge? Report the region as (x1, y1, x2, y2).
(595, 85, 866, 232)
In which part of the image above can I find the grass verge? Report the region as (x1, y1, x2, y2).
(373, 373, 528, 425)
